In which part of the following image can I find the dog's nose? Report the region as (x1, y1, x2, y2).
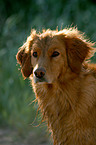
(34, 68, 46, 79)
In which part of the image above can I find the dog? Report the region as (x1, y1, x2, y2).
(16, 28, 96, 145)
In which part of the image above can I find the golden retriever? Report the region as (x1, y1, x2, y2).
(16, 28, 96, 145)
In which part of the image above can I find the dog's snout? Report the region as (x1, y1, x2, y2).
(34, 68, 46, 79)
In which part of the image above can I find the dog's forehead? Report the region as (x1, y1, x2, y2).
(33, 34, 60, 51)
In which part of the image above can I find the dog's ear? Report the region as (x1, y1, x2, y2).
(16, 44, 32, 78)
(64, 35, 94, 74)
(16, 30, 37, 78)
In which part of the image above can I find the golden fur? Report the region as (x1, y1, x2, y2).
(16, 28, 96, 145)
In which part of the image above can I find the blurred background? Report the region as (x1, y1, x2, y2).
(0, 0, 96, 144)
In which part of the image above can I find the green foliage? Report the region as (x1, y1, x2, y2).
(0, 0, 96, 133)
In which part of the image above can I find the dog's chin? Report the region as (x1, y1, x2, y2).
(36, 81, 48, 85)
(31, 76, 57, 86)
(33, 77, 51, 85)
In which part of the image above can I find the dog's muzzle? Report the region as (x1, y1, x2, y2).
(33, 67, 47, 83)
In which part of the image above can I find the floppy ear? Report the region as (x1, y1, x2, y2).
(64, 36, 94, 74)
(16, 30, 37, 78)
(16, 44, 32, 78)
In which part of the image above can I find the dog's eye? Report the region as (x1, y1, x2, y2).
(33, 52, 38, 57)
(51, 51, 60, 57)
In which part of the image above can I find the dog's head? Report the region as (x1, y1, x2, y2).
(16, 28, 94, 84)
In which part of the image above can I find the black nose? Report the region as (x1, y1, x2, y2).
(34, 68, 46, 79)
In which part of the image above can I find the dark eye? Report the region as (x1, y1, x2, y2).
(33, 52, 38, 57)
(51, 51, 60, 57)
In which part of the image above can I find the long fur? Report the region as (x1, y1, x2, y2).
(16, 27, 96, 145)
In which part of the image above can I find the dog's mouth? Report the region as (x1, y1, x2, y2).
(33, 75, 48, 84)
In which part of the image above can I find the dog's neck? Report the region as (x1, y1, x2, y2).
(33, 79, 80, 144)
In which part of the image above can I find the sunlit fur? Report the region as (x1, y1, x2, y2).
(16, 27, 96, 145)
